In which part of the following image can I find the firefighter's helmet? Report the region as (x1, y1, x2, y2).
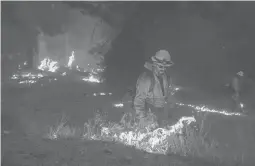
(151, 50, 174, 67)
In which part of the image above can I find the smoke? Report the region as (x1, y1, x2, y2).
(1, 2, 132, 76)
(141, 2, 255, 90)
(2, 2, 255, 91)
(102, 2, 255, 94)
(1, 2, 70, 61)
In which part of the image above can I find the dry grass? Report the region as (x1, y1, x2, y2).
(165, 112, 247, 166)
(45, 110, 249, 166)
(162, 112, 216, 157)
(46, 113, 78, 140)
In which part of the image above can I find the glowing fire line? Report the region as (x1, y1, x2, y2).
(95, 116, 196, 154)
(176, 103, 244, 116)
(80, 100, 245, 154)
(48, 110, 196, 155)
(115, 100, 245, 116)
(11, 72, 45, 84)
(48, 96, 245, 155)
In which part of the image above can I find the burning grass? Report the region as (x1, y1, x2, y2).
(45, 108, 221, 160)
(44, 108, 252, 165)
(46, 114, 80, 140)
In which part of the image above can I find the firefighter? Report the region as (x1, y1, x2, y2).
(133, 49, 176, 126)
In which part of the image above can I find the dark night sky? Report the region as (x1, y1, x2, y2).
(2, 2, 255, 94)
(104, 2, 255, 94)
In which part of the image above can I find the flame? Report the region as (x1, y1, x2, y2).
(47, 109, 196, 155)
(91, 69, 98, 74)
(9, 71, 58, 86)
(76, 65, 81, 71)
(118, 99, 244, 117)
(67, 51, 75, 69)
(90, 66, 105, 75)
(38, 58, 59, 72)
(61, 72, 67, 76)
(48, 96, 246, 155)
(92, 92, 112, 97)
(82, 74, 102, 83)
(240, 103, 244, 109)
(116, 116, 195, 154)
(11, 72, 45, 85)
(83, 113, 196, 155)
(113, 103, 124, 108)
(96, 68, 104, 73)
(19, 80, 37, 84)
(11, 72, 44, 79)
(17, 61, 28, 70)
(11, 74, 19, 80)
(176, 103, 244, 116)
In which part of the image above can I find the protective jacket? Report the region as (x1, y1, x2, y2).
(133, 62, 173, 117)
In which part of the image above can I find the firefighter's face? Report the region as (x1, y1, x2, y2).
(154, 63, 167, 75)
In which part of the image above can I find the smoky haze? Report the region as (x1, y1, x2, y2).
(1, 2, 70, 78)
(2, 2, 255, 95)
(104, 2, 255, 95)
(1, 2, 135, 80)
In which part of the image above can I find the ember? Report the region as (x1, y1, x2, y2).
(12, 72, 44, 79)
(47, 110, 196, 155)
(82, 73, 102, 83)
(19, 80, 37, 84)
(10, 72, 45, 85)
(113, 103, 124, 108)
(61, 72, 67, 76)
(46, 98, 245, 156)
(92, 92, 112, 96)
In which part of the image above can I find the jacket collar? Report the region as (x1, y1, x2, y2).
(144, 61, 153, 71)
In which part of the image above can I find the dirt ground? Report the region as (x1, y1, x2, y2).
(2, 80, 255, 166)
